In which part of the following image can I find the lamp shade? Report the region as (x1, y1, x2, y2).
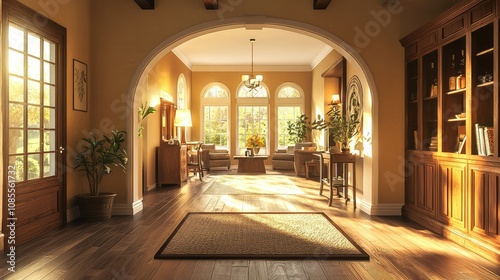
(331, 93, 340, 104)
(174, 109, 192, 127)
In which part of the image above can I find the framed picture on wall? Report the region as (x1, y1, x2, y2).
(73, 59, 88, 112)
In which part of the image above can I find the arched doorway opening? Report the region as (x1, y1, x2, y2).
(127, 17, 378, 214)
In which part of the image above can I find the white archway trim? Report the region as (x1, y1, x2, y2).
(127, 16, 382, 216)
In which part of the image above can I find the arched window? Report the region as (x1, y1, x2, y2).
(275, 83, 304, 148)
(201, 83, 230, 149)
(236, 82, 269, 155)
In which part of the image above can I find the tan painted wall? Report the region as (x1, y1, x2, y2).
(8, 0, 460, 212)
(143, 52, 192, 191)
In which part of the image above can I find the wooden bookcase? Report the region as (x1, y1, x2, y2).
(400, 0, 500, 264)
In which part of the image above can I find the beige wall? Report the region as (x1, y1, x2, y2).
(143, 52, 192, 191)
(5, 0, 460, 217)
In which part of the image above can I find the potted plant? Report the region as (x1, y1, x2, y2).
(74, 130, 128, 221)
(286, 114, 311, 143)
(323, 104, 360, 153)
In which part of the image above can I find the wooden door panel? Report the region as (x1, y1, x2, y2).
(469, 166, 500, 243)
(487, 175, 499, 237)
(438, 161, 467, 229)
(417, 162, 436, 215)
(470, 169, 487, 234)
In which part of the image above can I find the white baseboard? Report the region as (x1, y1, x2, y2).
(112, 199, 144, 216)
(359, 200, 403, 216)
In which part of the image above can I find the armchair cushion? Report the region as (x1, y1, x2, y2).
(271, 153, 294, 161)
(200, 144, 231, 170)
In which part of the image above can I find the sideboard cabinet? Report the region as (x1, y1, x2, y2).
(401, 0, 500, 263)
(157, 145, 187, 186)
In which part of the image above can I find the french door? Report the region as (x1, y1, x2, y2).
(3, 0, 66, 245)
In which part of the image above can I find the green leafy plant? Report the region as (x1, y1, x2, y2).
(320, 104, 360, 151)
(286, 114, 311, 143)
(74, 130, 128, 196)
(138, 102, 156, 137)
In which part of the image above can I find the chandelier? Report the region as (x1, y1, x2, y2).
(241, 38, 263, 91)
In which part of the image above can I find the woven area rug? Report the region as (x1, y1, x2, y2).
(203, 175, 304, 195)
(155, 212, 369, 260)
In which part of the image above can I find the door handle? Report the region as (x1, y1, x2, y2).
(59, 146, 65, 154)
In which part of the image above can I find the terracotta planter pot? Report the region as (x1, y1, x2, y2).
(76, 193, 116, 221)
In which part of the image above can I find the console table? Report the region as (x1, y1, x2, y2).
(234, 156, 268, 174)
(318, 153, 357, 209)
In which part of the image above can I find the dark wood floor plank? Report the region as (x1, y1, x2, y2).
(0, 169, 498, 279)
(248, 260, 268, 280)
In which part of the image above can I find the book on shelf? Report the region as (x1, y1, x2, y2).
(475, 123, 494, 156)
(484, 126, 494, 156)
(456, 135, 466, 154)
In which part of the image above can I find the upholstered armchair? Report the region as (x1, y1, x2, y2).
(271, 146, 295, 170)
(271, 142, 316, 173)
(200, 144, 231, 170)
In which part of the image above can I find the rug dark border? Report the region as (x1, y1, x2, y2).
(154, 212, 370, 260)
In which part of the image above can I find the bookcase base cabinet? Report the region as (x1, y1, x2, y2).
(401, 0, 500, 264)
(156, 145, 187, 186)
(403, 152, 500, 264)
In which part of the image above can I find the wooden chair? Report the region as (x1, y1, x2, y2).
(187, 142, 205, 181)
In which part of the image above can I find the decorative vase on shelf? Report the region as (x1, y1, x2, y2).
(253, 147, 260, 155)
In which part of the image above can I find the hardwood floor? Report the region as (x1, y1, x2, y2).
(1, 169, 499, 279)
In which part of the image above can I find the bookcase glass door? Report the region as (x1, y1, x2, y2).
(472, 22, 495, 156)
(441, 36, 466, 153)
(422, 50, 438, 152)
(406, 59, 419, 150)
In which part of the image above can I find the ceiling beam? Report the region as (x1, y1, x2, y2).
(313, 0, 331, 10)
(203, 0, 218, 10)
(134, 0, 154, 10)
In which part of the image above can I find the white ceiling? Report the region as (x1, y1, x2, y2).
(172, 27, 333, 72)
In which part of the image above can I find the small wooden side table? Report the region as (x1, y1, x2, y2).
(318, 153, 357, 209)
(233, 156, 268, 174)
(305, 160, 320, 180)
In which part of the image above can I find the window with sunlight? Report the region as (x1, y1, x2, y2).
(276, 83, 304, 148)
(202, 84, 229, 149)
(237, 83, 269, 155)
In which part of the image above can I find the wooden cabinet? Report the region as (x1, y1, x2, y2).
(405, 152, 438, 218)
(401, 0, 500, 263)
(437, 159, 467, 230)
(157, 145, 187, 186)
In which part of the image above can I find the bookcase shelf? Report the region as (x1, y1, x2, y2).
(400, 0, 500, 264)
